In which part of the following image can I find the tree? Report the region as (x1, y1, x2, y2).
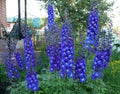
(37, 0, 114, 33)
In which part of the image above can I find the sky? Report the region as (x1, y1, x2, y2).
(6, 0, 47, 18)
(6, 0, 120, 28)
(110, 0, 120, 28)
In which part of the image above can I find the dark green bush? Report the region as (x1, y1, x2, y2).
(7, 68, 108, 94)
(0, 64, 11, 94)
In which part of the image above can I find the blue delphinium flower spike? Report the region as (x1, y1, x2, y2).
(45, 24, 61, 72)
(91, 29, 112, 80)
(24, 26, 39, 91)
(6, 55, 20, 79)
(6, 38, 20, 79)
(75, 33, 86, 82)
(60, 13, 74, 78)
(85, 0, 98, 53)
(48, 0, 54, 29)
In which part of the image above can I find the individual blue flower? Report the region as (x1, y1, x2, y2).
(91, 71, 102, 80)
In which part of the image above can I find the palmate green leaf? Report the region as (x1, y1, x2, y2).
(79, 88, 88, 94)
(20, 81, 27, 86)
(66, 89, 73, 94)
(36, 90, 44, 94)
(6, 85, 12, 91)
(84, 83, 94, 89)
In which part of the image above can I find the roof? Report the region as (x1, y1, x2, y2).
(7, 17, 18, 23)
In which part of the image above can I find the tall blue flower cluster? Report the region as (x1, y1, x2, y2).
(45, 24, 61, 72)
(6, 38, 20, 79)
(85, 1, 98, 52)
(24, 29, 39, 91)
(60, 18, 74, 78)
(91, 48, 111, 80)
(91, 50, 104, 80)
(14, 50, 24, 70)
(75, 57, 86, 82)
(102, 31, 112, 68)
(91, 30, 112, 80)
(46, 0, 61, 73)
(6, 55, 20, 79)
(24, 35, 36, 70)
(50, 25, 61, 72)
(48, 0, 54, 29)
(75, 34, 86, 82)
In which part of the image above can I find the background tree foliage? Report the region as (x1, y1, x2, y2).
(37, 0, 114, 33)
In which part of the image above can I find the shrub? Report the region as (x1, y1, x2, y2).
(7, 68, 108, 94)
(0, 64, 11, 94)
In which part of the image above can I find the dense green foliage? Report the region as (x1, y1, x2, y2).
(0, 64, 10, 94)
(7, 69, 107, 94)
(0, 50, 119, 94)
(103, 51, 120, 94)
(0, 43, 120, 94)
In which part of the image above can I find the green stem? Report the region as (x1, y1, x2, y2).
(54, 71, 57, 94)
(77, 81, 80, 94)
(65, 76, 67, 94)
(34, 91, 36, 94)
(55, 70, 57, 80)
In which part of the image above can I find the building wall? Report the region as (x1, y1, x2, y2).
(0, 0, 6, 63)
(0, 0, 6, 27)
